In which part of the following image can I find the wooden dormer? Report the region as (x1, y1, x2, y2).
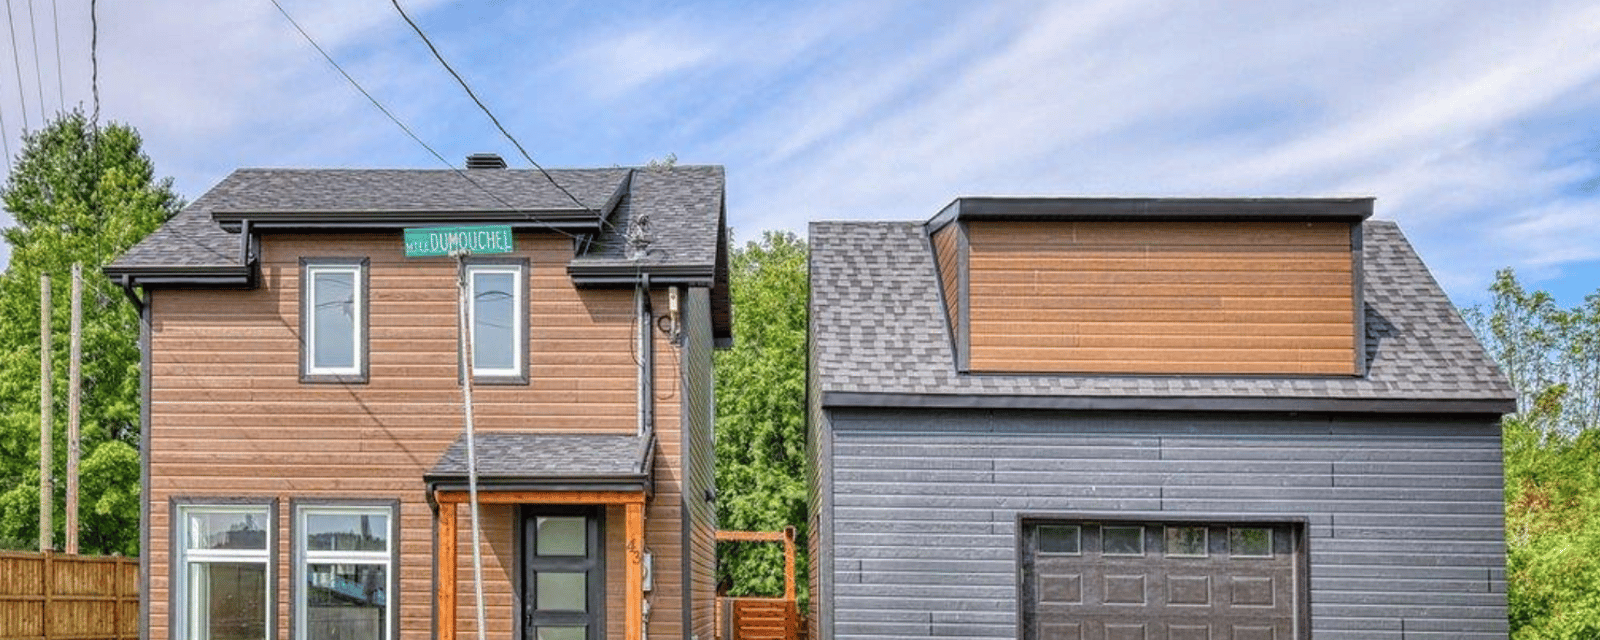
(928, 197, 1372, 376)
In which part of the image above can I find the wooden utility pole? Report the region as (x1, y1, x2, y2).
(39, 274, 52, 552)
(67, 264, 82, 554)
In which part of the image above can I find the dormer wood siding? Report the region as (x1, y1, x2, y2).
(929, 198, 1369, 376)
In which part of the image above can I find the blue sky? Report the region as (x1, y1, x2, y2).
(1, 0, 1598, 308)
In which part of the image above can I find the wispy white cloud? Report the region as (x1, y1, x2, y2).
(2, 0, 1597, 306)
(697, 0, 1600, 303)
(558, 24, 715, 99)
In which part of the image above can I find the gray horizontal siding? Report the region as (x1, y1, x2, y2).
(821, 409, 1507, 640)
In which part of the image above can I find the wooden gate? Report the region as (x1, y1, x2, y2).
(715, 528, 802, 640)
(721, 598, 799, 640)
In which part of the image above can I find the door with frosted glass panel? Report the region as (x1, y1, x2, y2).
(523, 507, 603, 640)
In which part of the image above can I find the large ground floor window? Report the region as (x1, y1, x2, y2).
(295, 502, 398, 640)
(1019, 516, 1306, 640)
(174, 501, 274, 640)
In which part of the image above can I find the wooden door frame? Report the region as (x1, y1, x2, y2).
(435, 491, 647, 640)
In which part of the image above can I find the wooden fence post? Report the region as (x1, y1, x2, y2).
(42, 551, 53, 640)
(67, 264, 81, 555)
(40, 275, 53, 553)
(116, 556, 129, 640)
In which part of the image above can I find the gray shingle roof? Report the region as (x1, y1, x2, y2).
(573, 165, 726, 270)
(809, 219, 1516, 412)
(425, 432, 652, 482)
(108, 165, 724, 272)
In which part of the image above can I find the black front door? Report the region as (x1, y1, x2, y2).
(523, 506, 603, 640)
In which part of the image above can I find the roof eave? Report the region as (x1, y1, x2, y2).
(567, 263, 717, 288)
(101, 264, 253, 289)
(212, 209, 603, 233)
(820, 391, 1516, 416)
(928, 196, 1375, 232)
(423, 476, 652, 495)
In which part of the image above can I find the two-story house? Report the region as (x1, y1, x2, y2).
(104, 160, 729, 640)
(807, 197, 1516, 639)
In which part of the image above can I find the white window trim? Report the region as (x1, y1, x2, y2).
(466, 263, 526, 379)
(294, 504, 396, 640)
(174, 503, 272, 640)
(304, 263, 366, 377)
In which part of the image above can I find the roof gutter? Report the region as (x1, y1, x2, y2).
(422, 477, 653, 495)
(927, 196, 1375, 233)
(568, 263, 715, 288)
(118, 274, 145, 313)
(820, 391, 1517, 416)
(102, 266, 254, 289)
(104, 218, 259, 290)
(212, 209, 604, 233)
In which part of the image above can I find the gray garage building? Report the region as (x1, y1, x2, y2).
(806, 197, 1515, 639)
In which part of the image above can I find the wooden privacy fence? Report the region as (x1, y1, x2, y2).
(0, 552, 137, 640)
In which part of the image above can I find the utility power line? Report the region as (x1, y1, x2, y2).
(265, 0, 583, 243)
(388, 0, 596, 219)
(0, 73, 12, 163)
(5, 0, 29, 130)
(49, 0, 61, 108)
(89, 0, 97, 123)
(25, 0, 43, 121)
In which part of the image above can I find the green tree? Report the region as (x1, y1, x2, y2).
(1462, 269, 1600, 436)
(1502, 402, 1600, 638)
(0, 109, 180, 555)
(714, 231, 808, 600)
(1465, 270, 1600, 638)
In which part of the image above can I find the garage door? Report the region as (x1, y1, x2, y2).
(1020, 520, 1302, 640)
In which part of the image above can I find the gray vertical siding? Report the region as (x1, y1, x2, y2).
(683, 287, 718, 640)
(821, 408, 1507, 640)
(808, 336, 834, 639)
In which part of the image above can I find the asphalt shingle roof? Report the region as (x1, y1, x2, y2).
(574, 165, 726, 270)
(809, 219, 1516, 408)
(108, 165, 724, 272)
(425, 432, 651, 481)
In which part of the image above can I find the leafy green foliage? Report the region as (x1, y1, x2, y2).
(1465, 270, 1600, 638)
(1462, 269, 1600, 435)
(713, 231, 808, 600)
(1503, 409, 1600, 638)
(0, 109, 179, 554)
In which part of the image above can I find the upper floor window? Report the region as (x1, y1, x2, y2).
(464, 259, 528, 383)
(301, 258, 369, 383)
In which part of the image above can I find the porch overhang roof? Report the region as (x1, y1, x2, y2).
(423, 431, 655, 496)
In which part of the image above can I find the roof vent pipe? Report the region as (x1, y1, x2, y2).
(465, 153, 507, 169)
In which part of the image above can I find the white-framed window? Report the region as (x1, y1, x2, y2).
(465, 260, 527, 382)
(301, 258, 369, 382)
(295, 504, 396, 640)
(175, 502, 273, 640)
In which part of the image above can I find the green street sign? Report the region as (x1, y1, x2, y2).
(404, 225, 514, 257)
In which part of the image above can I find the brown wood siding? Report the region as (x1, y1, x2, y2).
(648, 287, 686, 640)
(929, 223, 963, 351)
(966, 221, 1356, 375)
(449, 504, 516, 640)
(145, 231, 691, 640)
